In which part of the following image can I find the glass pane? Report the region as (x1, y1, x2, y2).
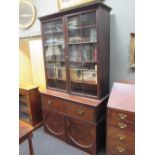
(46, 63, 56, 79)
(69, 45, 82, 62)
(81, 12, 96, 26)
(84, 83, 97, 96)
(83, 63, 97, 84)
(68, 29, 82, 43)
(82, 27, 96, 42)
(82, 44, 97, 62)
(43, 21, 53, 34)
(68, 15, 81, 29)
(53, 32, 64, 45)
(53, 19, 63, 32)
(70, 63, 83, 94)
(54, 45, 65, 61)
(70, 63, 83, 82)
(44, 34, 53, 46)
(45, 46, 54, 61)
(56, 63, 66, 80)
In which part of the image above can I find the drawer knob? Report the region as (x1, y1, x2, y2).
(76, 109, 84, 115)
(117, 134, 126, 141)
(47, 100, 52, 105)
(116, 146, 125, 153)
(119, 113, 127, 120)
(118, 122, 127, 129)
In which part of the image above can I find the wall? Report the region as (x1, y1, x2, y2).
(19, 0, 135, 88)
(19, 39, 33, 85)
(105, 0, 135, 88)
(29, 38, 46, 90)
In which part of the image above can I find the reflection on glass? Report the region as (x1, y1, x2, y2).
(82, 28, 96, 42)
(53, 32, 64, 44)
(82, 44, 97, 62)
(69, 29, 82, 43)
(83, 64, 97, 84)
(46, 63, 56, 79)
(46, 62, 66, 80)
(45, 46, 54, 61)
(43, 20, 63, 33)
(54, 45, 65, 61)
(57, 63, 66, 80)
(68, 15, 81, 29)
(81, 12, 96, 26)
(70, 64, 83, 82)
(69, 45, 82, 62)
(44, 34, 53, 45)
(83, 70, 97, 84)
(45, 45, 65, 61)
(53, 20, 63, 31)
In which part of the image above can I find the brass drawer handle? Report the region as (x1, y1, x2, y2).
(47, 100, 53, 105)
(76, 109, 84, 115)
(116, 146, 125, 153)
(119, 113, 127, 120)
(118, 122, 127, 129)
(117, 134, 126, 141)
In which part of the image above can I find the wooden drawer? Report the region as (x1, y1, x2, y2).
(107, 110, 135, 132)
(108, 109, 135, 124)
(41, 95, 65, 113)
(107, 127, 135, 147)
(106, 142, 134, 155)
(65, 101, 95, 123)
(41, 94, 95, 122)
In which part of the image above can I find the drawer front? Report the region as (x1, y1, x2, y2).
(108, 109, 135, 124)
(65, 102, 95, 122)
(41, 95, 65, 113)
(106, 142, 135, 155)
(41, 94, 95, 122)
(66, 117, 97, 155)
(107, 127, 135, 149)
(108, 110, 135, 132)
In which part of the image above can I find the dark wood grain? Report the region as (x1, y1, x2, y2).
(42, 108, 66, 142)
(19, 86, 42, 127)
(19, 121, 34, 155)
(106, 82, 135, 155)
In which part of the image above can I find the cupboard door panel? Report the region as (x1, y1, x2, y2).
(42, 108, 66, 142)
(66, 118, 97, 155)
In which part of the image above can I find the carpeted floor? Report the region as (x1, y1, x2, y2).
(19, 126, 104, 155)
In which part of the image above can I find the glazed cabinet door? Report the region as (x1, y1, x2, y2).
(42, 108, 66, 142)
(42, 18, 67, 91)
(67, 11, 98, 97)
(66, 117, 97, 155)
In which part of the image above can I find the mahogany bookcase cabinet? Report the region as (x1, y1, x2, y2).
(39, 2, 111, 155)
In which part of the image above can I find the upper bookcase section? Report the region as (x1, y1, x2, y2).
(39, 2, 111, 99)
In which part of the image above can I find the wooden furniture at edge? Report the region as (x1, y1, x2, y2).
(106, 82, 135, 155)
(19, 120, 34, 155)
(39, 2, 111, 155)
(19, 85, 42, 127)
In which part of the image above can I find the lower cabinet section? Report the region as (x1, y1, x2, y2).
(66, 118, 97, 155)
(42, 108, 105, 155)
(42, 108, 66, 142)
(41, 92, 108, 155)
